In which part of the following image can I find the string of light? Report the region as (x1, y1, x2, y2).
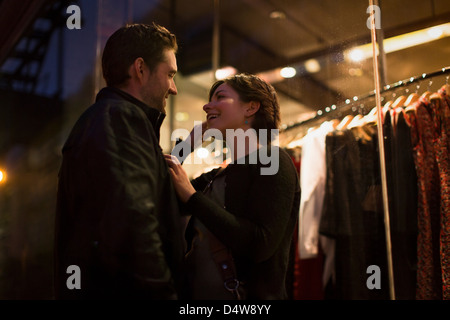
(282, 66, 450, 132)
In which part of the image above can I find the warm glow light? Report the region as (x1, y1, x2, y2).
(349, 67, 363, 76)
(0, 170, 4, 183)
(349, 49, 364, 62)
(175, 112, 189, 122)
(215, 66, 237, 80)
(269, 10, 286, 20)
(196, 148, 209, 159)
(280, 67, 296, 78)
(256, 22, 450, 85)
(345, 22, 450, 62)
(257, 69, 284, 83)
(428, 26, 443, 39)
(304, 59, 321, 73)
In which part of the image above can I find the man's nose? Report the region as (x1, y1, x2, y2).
(170, 80, 178, 95)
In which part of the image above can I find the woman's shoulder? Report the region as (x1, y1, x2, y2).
(257, 145, 296, 175)
(222, 146, 294, 180)
(275, 146, 293, 162)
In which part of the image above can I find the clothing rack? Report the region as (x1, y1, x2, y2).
(281, 66, 450, 133)
(285, 63, 450, 300)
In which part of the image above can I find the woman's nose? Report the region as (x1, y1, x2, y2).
(203, 102, 211, 112)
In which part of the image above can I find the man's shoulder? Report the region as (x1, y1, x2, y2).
(94, 94, 144, 115)
(73, 98, 149, 136)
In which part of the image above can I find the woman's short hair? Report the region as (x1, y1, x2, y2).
(102, 23, 177, 87)
(209, 73, 281, 132)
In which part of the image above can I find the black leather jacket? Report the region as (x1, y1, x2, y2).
(54, 87, 185, 299)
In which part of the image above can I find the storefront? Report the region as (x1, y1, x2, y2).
(0, 0, 449, 301)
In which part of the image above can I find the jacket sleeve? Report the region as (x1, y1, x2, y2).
(184, 151, 299, 263)
(190, 168, 221, 191)
(90, 104, 177, 299)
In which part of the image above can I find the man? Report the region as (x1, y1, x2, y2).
(54, 23, 185, 299)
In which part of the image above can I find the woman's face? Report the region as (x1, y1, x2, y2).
(203, 83, 250, 135)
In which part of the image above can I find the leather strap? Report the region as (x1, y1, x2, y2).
(203, 165, 243, 299)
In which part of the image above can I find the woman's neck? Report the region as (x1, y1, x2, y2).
(230, 135, 261, 162)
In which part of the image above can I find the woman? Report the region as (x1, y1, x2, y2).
(166, 73, 300, 300)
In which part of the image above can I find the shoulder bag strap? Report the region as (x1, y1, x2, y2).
(202, 165, 243, 299)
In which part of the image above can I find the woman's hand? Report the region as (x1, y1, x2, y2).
(164, 154, 196, 203)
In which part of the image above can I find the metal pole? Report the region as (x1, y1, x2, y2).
(369, 0, 395, 300)
(212, 0, 220, 81)
(374, 0, 387, 87)
(168, 0, 176, 150)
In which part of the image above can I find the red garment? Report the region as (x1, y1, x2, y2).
(408, 97, 442, 299)
(409, 87, 450, 300)
(436, 87, 450, 299)
(292, 224, 324, 300)
(289, 154, 325, 300)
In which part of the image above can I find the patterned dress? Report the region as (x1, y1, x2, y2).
(409, 85, 450, 300)
(436, 87, 450, 299)
(408, 97, 442, 299)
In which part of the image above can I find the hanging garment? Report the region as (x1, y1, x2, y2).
(383, 108, 418, 300)
(286, 150, 325, 300)
(298, 121, 336, 259)
(435, 87, 450, 299)
(408, 97, 443, 300)
(319, 124, 389, 300)
(291, 223, 325, 300)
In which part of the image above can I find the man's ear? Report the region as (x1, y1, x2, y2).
(246, 101, 260, 117)
(132, 57, 146, 82)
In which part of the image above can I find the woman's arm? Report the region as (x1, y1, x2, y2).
(181, 151, 299, 263)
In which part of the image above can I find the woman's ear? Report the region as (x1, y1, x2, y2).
(246, 101, 260, 117)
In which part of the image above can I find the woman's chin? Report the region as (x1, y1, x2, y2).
(206, 122, 220, 131)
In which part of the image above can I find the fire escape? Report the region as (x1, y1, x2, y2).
(0, 0, 75, 98)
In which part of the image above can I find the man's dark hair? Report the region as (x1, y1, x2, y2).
(102, 23, 178, 87)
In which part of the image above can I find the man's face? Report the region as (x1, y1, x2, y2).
(141, 49, 178, 113)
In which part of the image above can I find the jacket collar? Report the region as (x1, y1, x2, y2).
(96, 87, 166, 141)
